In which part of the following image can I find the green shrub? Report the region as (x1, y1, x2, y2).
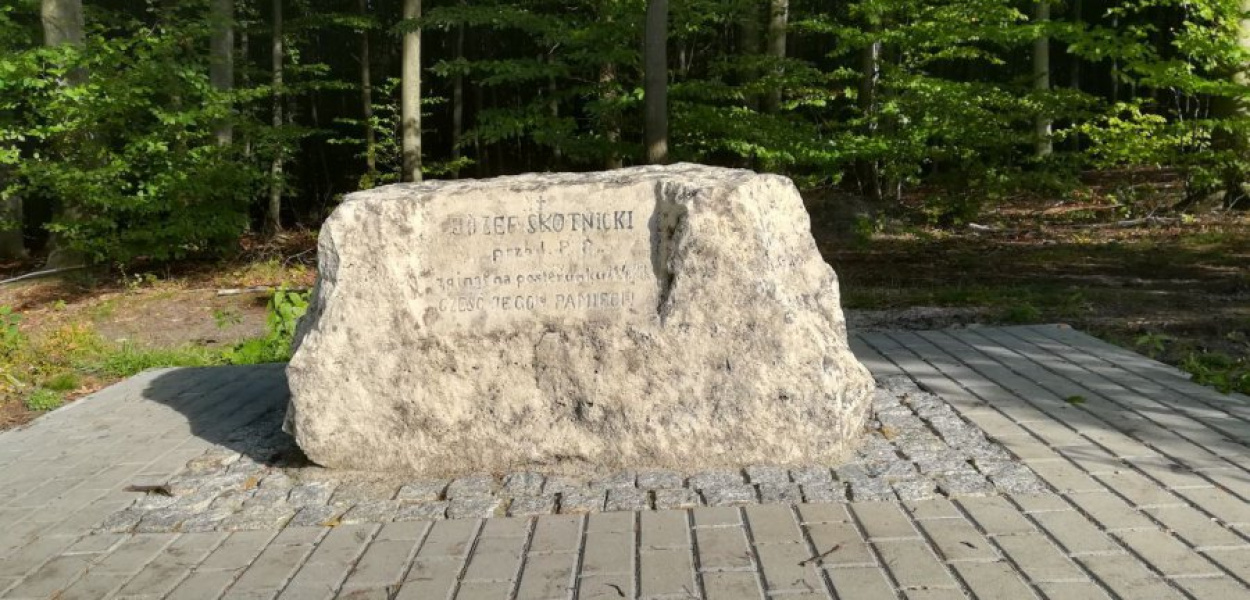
(24, 388, 62, 412)
(222, 288, 309, 364)
(42, 371, 80, 392)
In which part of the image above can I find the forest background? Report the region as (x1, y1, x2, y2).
(0, 0, 1246, 424)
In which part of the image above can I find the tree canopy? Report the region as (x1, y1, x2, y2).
(1, 0, 1248, 264)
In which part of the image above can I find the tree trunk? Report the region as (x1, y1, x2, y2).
(740, 0, 761, 112)
(451, 14, 464, 177)
(401, 0, 423, 182)
(358, 0, 376, 181)
(1212, 0, 1250, 208)
(1033, 0, 1053, 157)
(764, 0, 788, 113)
(858, 22, 883, 201)
(601, 62, 623, 169)
(40, 0, 86, 267)
(549, 56, 562, 166)
(0, 193, 24, 261)
(644, 0, 669, 164)
(210, 0, 234, 145)
(267, 0, 284, 235)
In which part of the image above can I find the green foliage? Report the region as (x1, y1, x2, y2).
(1182, 351, 1250, 395)
(1134, 332, 1174, 359)
(1, 15, 259, 263)
(23, 388, 62, 412)
(1001, 302, 1042, 324)
(42, 371, 80, 392)
(0, 305, 23, 359)
(95, 344, 223, 379)
(222, 287, 309, 364)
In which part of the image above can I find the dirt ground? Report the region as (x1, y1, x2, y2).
(809, 172, 1249, 378)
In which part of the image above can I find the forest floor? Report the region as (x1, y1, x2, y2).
(0, 171, 1246, 431)
(813, 169, 1250, 398)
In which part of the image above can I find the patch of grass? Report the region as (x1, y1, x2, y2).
(24, 388, 62, 411)
(42, 371, 80, 392)
(1181, 351, 1250, 395)
(1001, 302, 1042, 324)
(94, 344, 225, 379)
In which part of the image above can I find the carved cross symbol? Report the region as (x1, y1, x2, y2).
(536, 195, 548, 212)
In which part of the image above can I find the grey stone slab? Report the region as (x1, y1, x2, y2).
(501, 472, 545, 497)
(507, 495, 556, 517)
(395, 480, 449, 502)
(702, 485, 758, 507)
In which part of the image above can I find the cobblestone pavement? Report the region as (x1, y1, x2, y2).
(1, 324, 1248, 599)
(91, 375, 1046, 536)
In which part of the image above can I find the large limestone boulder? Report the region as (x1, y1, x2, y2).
(286, 164, 874, 474)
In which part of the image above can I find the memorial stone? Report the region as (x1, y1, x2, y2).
(285, 164, 874, 473)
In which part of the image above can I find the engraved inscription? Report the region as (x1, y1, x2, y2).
(422, 188, 660, 331)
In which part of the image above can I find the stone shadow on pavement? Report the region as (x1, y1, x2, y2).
(141, 364, 302, 467)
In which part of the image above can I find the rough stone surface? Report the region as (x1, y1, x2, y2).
(285, 164, 874, 474)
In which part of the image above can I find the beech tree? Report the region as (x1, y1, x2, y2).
(401, 0, 422, 182)
(644, 0, 668, 164)
(210, 0, 234, 145)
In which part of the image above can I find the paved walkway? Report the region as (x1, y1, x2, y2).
(0, 324, 1247, 599)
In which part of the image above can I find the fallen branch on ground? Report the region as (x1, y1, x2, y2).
(216, 285, 310, 296)
(0, 265, 88, 286)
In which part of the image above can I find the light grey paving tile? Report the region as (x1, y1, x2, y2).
(1032, 510, 1123, 556)
(956, 496, 1036, 536)
(529, 514, 582, 555)
(755, 542, 826, 594)
(585, 511, 633, 534)
(1065, 491, 1156, 532)
(695, 526, 753, 572)
(796, 503, 849, 525)
(1076, 553, 1185, 599)
(480, 516, 531, 539)
(918, 518, 999, 562)
(453, 579, 511, 600)
(166, 569, 241, 600)
(281, 524, 378, 592)
(850, 502, 920, 541)
(994, 533, 1086, 583)
(826, 567, 896, 600)
(226, 541, 318, 598)
(1143, 505, 1246, 550)
(577, 573, 633, 600)
(692, 507, 742, 529)
(461, 535, 526, 582)
(905, 498, 961, 521)
(198, 530, 279, 572)
(1203, 547, 1250, 582)
(639, 548, 697, 598)
(117, 532, 228, 597)
(416, 519, 479, 558)
(745, 504, 803, 545)
(640, 510, 688, 551)
(515, 552, 577, 600)
(581, 530, 633, 575)
(701, 570, 764, 600)
(393, 557, 461, 600)
(3, 554, 93, 599)
(950, 561, 1034, 598)
(1174, 487, 1250, 526)
(1112, 529, 1223, 578)
(805, 520, 875, 568)
(1033, 580, 1111, 600)
(339, 539, 419, 591)
(873, 540, 956, 589)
